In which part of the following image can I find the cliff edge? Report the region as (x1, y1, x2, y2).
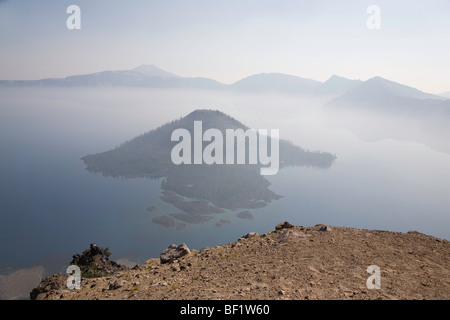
(32, 223, 449, 300)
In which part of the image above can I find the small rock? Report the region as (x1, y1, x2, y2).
(243, 232, 260, 239)
(278, 290, 285, 295)
(171, 264, 181, 272)
(275, 221, 294, 231)
(108, 281, 122, 290)
(318, 225, 332, 232)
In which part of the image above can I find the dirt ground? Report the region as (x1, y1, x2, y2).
(43, 224, 450, 300)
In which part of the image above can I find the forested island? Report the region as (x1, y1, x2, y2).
(82, 110, 336, 229)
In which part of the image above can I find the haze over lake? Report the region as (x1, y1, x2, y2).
(1, 86, 449, 299)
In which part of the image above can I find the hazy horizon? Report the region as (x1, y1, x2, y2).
(0, 0, 449, 93)
(2, 63, 448, 97)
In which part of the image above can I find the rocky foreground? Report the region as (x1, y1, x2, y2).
(32, 223, 449, 300)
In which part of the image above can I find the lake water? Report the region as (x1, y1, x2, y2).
(1, 87, 449, 298)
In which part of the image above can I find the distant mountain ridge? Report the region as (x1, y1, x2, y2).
(231, 73, 321, 94)
(131, 65, 180, 78)
(346, 76, 444, 101)
(316, 75, 362, 95)
(0, 65, 225, 90)
(326, 76, 449, 116)
(0, 65, 445, 101)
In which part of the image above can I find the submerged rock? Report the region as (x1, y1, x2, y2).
(237, 210, 254, 220)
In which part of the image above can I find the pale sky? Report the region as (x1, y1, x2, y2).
(0, 0, 449, 93)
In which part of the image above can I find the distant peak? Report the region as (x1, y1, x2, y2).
(355, 76, 445, 100)
(328, 74, 343, 80)
(326, 75, 353, 82)
(367, 76, 390, 83)
(318, 75, 362, 95)
(132, 65, 180, 78)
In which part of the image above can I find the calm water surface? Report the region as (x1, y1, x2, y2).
(1, 88, 449, 280)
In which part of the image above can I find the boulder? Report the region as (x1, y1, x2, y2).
(30, 273, 68, 300)
(275, 221, 294, 231)
(160, 244, 191, 264)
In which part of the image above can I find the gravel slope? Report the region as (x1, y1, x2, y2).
(42, 224, 450, 300)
